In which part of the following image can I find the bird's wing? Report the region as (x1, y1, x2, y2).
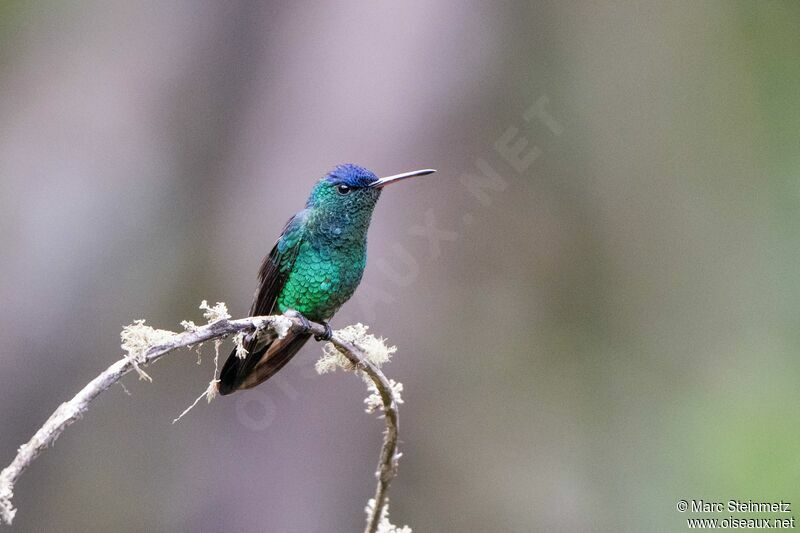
(248, 209, 308, 319)
(216, 210, 309, 396)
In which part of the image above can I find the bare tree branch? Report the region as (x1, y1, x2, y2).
(0, 314, 403, 533)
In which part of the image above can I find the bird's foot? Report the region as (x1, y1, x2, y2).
(286, 309, 312, 334)
(314, 321, 332, 342)
(285, 310, 331, 341)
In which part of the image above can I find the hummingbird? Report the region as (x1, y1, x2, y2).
(217, 164, 436, 395)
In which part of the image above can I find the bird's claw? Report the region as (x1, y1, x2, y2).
(286, 310, 331, 341)
(314, 321, 332, 342)
(286, 309, 312, 334)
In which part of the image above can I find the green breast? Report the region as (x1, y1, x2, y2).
(276, 240, 366, 321)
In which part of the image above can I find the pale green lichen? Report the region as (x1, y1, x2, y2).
(173, 302, 294, 423)
(232, 331, 248, 359)
(173, 301, 234, 422)
(365, 499, 412, 533)
(120, 320, 177, 381)
(232, 315, 291, 360)
(199, 300, 231, 323)
(180, 301, 229, 331)
(315, 323, 397, 375)
(364, 379, 404, 414)
(180, 320, 197, 331)
(0, 479, 16, 524)
(272, 315, 293, 339)
(316, 323, 404, 415)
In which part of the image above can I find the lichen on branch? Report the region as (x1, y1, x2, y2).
(314, 323, 406, 532)
(365, 498, 412, 533)
(0, 301, 408, 533)
(315, 323, 397, 374)
(120, 320, 177, 381)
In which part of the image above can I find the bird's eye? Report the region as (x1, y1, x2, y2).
(336, 184, 351, 195)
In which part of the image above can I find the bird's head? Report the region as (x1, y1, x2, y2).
(306, 163, 435, 215)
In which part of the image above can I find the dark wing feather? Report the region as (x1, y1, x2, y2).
(248, 210, 307, 319)
(217, 211, 308, 395)
(235, 330, 311, 390)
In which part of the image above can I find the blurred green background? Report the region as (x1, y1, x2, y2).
(1, 1, 799, 531)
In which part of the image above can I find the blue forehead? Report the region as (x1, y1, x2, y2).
(324, 163, 378, 188)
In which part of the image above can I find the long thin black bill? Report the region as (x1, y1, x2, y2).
(369, 168, 436, 188)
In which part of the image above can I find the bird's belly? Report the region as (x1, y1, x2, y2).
(276, 248, 365, 321)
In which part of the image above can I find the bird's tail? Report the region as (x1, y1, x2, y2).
(217, 330, 311, 395)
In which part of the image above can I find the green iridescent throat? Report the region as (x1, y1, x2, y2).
(275, 180, 381, 321)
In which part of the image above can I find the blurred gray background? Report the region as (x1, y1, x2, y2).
(1, 1, 799, 531)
